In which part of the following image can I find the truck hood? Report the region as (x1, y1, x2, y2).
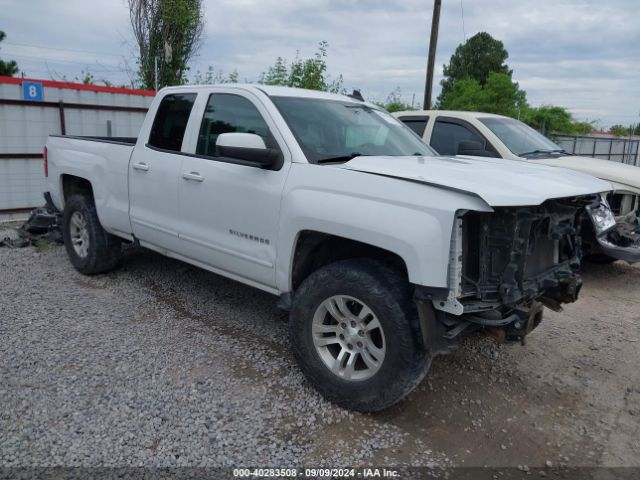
(338, 155, 613, 207)
(532, 155, 640, 194)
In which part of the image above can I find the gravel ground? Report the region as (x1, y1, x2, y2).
(1, 240, 639, 470)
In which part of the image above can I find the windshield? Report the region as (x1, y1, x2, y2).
(479, 117, 563, 157)
(271, 96, 436, 163)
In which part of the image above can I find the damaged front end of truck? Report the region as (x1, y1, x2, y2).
(417, 194, 605, 352)
(583, 193, 640, 263)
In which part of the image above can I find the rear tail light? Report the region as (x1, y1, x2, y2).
(43, 146, 48, 177)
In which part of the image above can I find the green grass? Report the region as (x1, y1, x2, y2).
(34, 239, 50, 253)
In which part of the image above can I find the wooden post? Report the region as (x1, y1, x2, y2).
(423, 0, 442, 110)
(58, 101, 66, 135)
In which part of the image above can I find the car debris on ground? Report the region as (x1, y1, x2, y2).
(0, 205, 62, 249)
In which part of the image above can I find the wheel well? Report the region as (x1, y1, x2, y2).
(290, 231, 409, 291)
(62, 175, 94, 202)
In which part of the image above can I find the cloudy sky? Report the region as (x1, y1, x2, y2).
(1, 0, 638, 127)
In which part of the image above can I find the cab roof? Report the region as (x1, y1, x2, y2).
(160, 83, 377, 107)
(392, 110, 509, 120)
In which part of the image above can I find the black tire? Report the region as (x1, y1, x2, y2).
(289, 258, 431, 412)
(62, 194, 122, 275)
(584, 254, 617, 265)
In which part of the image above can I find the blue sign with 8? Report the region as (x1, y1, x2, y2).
(22, 81, 44, 101)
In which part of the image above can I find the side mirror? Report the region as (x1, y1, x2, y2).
(216, 133, 279, 168)
(457, 140, 496, 157)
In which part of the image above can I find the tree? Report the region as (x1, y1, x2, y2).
(611, 123, 640, 136)
(192, 66, 238, 84)
(0, 31, 19, 76)
(610, 124, 630, 136)
(436, 32, 598, 136)
(75, 69, 95, 85)
(477, 73, 527, 117)
(523, 105, 597, 135)
(377, 87, 415, 113)
(437, 32, 511, 106)
(570, 121, 594, 136)
(259, 41, 344, 93)
(522, 105, 573, 135)
(129, 0, 204, 90)
(438, 78, 485, 111)
(439, 72, 527, 117)
(261, 57, 288, 86)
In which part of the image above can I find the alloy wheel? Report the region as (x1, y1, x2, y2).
(312, 295, 386, 381)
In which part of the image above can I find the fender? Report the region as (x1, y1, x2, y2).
(275, 163, 492, 292)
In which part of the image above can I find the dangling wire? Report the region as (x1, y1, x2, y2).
(460, 0, 467, 42)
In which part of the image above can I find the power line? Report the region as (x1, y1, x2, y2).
(4, 41, 127, 59)
(6, 52, 123, 70)
(3, 41, 138, 81)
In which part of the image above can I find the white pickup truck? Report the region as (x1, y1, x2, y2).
(45, 85, 614, 412)
(394, 110, 640, 263)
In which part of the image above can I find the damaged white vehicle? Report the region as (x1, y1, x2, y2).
(394, 110, 640, 263)
(45, 85, 614, 411)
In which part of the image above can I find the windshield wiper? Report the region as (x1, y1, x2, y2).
(519, 148, 567, 157)
(518, 149, 552, 156)
(317, 152, 364, 164)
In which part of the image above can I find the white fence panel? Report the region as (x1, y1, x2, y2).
(0, 77, 154, 211)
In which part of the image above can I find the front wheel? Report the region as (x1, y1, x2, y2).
(289, 259, 432, 412)
(584, 254, 617, 265)
(62, 194, 122, 275)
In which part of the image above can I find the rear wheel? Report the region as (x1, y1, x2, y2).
(62, 194, 121, 274)
(289, 258, 431, 412)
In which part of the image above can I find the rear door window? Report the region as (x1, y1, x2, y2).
(148, 93, 197, 152)
(398, 116, 429, 137)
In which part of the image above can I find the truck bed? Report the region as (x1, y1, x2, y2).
(46, 134, 137, 237)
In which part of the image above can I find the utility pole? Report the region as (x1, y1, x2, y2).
(636, 111, 640, 166)
(154, 56, 158, 91)
(423, 0, 442, 110)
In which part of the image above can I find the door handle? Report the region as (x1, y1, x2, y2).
(132, 162, 149, 171)
(182, 172, 204, 182)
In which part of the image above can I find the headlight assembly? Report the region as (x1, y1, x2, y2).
(586, 201, 617, 235)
